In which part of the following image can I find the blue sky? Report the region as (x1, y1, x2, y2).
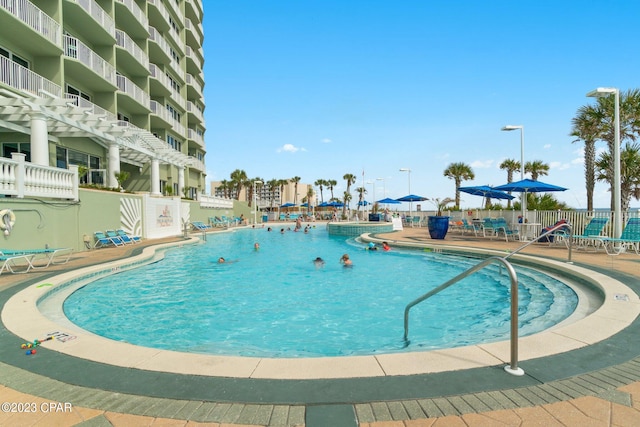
(202, 1, 640, 209)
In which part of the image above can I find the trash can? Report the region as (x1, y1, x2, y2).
(262, 215, 268, 223)
(369, 213, 381, 222)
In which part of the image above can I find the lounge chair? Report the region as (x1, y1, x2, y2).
(596, 217, 640, 255)
(411, 216, 422, 227)
(0, 253, 36, 275)
(538, 219, 570, 246)
(94, 231, 124, 248)
(572, 217, 609, 251)
(191, 221, 211, 231)
(116, 229, 141, 244)
(460, 219, 480, 236)
(492, 217, 519, 242)
(106, 230, 127, 246)
(481, 218, 497, 238)
(0, 248, 73, 269)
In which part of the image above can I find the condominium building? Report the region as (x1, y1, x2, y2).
(0, 0, 206, 198)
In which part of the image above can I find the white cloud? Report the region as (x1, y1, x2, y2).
(470, 160, 494, 169)
(321, 138, 332, 144)
(277, 144, 306, 153)
(549, 161, 571, 171)
(543, 144, 551, 149)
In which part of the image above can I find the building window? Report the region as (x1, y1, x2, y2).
(166, 103, 181, 121)
(2, 142, 31, 162)
(66, 85, 91, 102)
(56, 147, 101, 184)
(167, 134, 182, 151)
(0, 46, 29, 68)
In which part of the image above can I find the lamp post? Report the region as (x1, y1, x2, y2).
(366, 180, 375, 217)
(399, 168, 412, 217)
(587, 87, 622, 240)
(501, 125, 525, 221)
(376, 177, 385, 198)
(253, 180, 263, 224)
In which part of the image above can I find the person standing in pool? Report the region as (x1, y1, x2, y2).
(340, 254, 352, 266)
(313, 257, 325, 267)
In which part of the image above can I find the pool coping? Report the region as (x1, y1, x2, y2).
(2, 235, 639, 381)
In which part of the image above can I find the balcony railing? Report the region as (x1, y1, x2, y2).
(0, 55, 61, 97)
(147, 0, 170, 29)
(185, 73, 203, 96)
(184, 18, 203, 45)
(116, 74, 150, 108)
(149, 63, 172, 93)
(72, 0, 115, 38)
(185, 46, 202, 71)
(198, 194, 233, 209)
(186, 101, 203, 123)
(1, 0, 61, 47)
(149, 100, 171, 123)
(0, 153, 78, 201)
(64, 94, 117, 121)
(115, 0, 147, 30)
(187, 128, 204, 147)
(115, 30, 149, 70)
(170, 86, 185, 110)
(64, 35, 116, 85)
(171, 118, 185, 137)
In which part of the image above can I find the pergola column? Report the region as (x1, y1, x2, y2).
(178, 166, 185, 197)
(29, 113, 49, 166)
(150, 158, 161, 195)
(107, 143, 120, 188)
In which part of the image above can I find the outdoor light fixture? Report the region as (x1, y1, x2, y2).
(501, 125, 525, 220)
(399, 168, 412, 216)
(587, 87, 622, 240)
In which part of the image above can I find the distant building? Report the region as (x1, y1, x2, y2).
(210, 181, 317, 208)
(0, 0, 207, 198)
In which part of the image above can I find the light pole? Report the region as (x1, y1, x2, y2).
(366, 180, 375, 217)
(253, 180, 263, 224)
(501, 125, 525, 221)
(399, 168, 412, 217)
(587, 87, 622, 240)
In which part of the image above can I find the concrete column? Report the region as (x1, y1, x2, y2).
(178, 166, 185, 197)
(108, 143, 120, 188)
(29, 113, 49, 166)
(150, 158, 161, 195)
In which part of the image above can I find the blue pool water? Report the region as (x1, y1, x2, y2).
(63, 227, 578, 357)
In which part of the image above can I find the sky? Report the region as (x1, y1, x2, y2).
(202, 1, 640, 210)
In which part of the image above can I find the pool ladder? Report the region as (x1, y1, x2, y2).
(403, 222, 573, 377)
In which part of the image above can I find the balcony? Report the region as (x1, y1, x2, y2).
(149, 99, 172, 128)
(115, 29, 149, 75)
(148, 26, 171, 64)
(169, 85, 185, 110)
(0, 0, 61, 52)
(187, 128, 204, 148)
(114, 0, 148, 39)
(116, 74, 150, 113)
(147, 0, 170, 31)
(184, 17, 203, 49)
(0, 153, 78, 201)
(185, 73, 203, 99)
(185, 45, 202, 75)
(186, 101, 203, 124)
(63, 0, 115, 44)
(0, 55, 61, 97)
(170, 118, 185, 138)
(184, 0, 203, 23)
(64, 94, 117, 121)
(164, 0, 184, 24)
(63, 35, 117, 90)
(148, 63, 171, 97)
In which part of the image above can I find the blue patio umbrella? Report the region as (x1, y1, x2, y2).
(459, 185, 515, 200)
(396, 194, 428, 202)
(280, 202, 296, 208)
(377, 197, 401, 204)
(357, 200, 370, 206)
(493, 179, 567, 193)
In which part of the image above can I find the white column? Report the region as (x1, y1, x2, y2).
(178, 166, 185, 197)
(108, 143, 120, 188)
(150, 158, 161, 195)
(30, 113, 49, 166)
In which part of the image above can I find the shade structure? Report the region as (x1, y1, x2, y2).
(493, 179, 567, 193)
(377, 197, 401, 204)
(459, 185, 515, 200)
(396, 194, 428, 202)
(280, 202, 296, 208)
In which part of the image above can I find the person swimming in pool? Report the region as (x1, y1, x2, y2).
(366, 242, 378, 251)
(382, 242, 391, 251)
(254, 242, 260, 250)
(340, 253, 352, 266)
(313, 257, 325, 267)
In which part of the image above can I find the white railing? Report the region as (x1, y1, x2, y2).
(185, 73, 203, 96)
(0, 153, 78, 201)
(63, 35, 116, 85)
(115, 0, 147, 30)
(184, 18, 203, 44)
(64, 94, 117, 121)
(116, 74, 150, 109)
(149, 100, 171, 123)
(148, 26, 171, 59)
(147, 0, 170, 28)
(171, 118, 185, 137)
(198, 194, 232, 209)
(0, 56, 61, 97)
(73, 0, 115, 38)
(187, 128, 204, 147)
(149, 63, 171, 92)
(185, 46, 202, 71)
(0, 0, 61, 46)
(186, 101, 203, 122)
(170, 85, 185, 109)
(115, 30, 149, 70)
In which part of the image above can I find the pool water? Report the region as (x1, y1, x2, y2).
(63, 226, 578, 357)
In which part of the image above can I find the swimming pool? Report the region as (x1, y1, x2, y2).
(61, 227, 578, 358)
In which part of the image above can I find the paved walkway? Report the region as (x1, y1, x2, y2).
(1, 227, 640, 426)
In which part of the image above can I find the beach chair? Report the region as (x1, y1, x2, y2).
(538, 219, 570, 246)
(116, 229, 141, 244)
(596, 217, 640, 255)
(411, 216, 422, 227)
(572, 217, 609, 251)
(94, 231, 124, 248)
(106, 230, 127, 246)
(191, 221, 211, 231)
(481, 218, 497, 238)
(0, 253, 35, 275)
(492, 217, 519, 242)
(460, 219, 479, 236)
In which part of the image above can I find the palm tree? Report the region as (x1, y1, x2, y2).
(355, 186, 367, 213)
(327, 179, 337, 200)
(291, 176, 301, 205)
(314, 179, 326, 203)
(443, 162, 475, 209)
(229, 169, 247, 200)
(278, 178, 289, 205)
(342, 173, 356, 217)
(571, 104, 601, 211)
(342, 190, 352, 218)
(218, 179, 231, 198)
(499, 159, 520, 209)
(595, 142, 640, 212)
(246, 178, 263, 207)
(525, 160, 549, 181)
(305, 186, 315, 212)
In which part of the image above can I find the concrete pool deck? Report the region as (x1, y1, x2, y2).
(1, 225, 640, 426)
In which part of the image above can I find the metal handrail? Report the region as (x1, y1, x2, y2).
(402, 222, 573, 376)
